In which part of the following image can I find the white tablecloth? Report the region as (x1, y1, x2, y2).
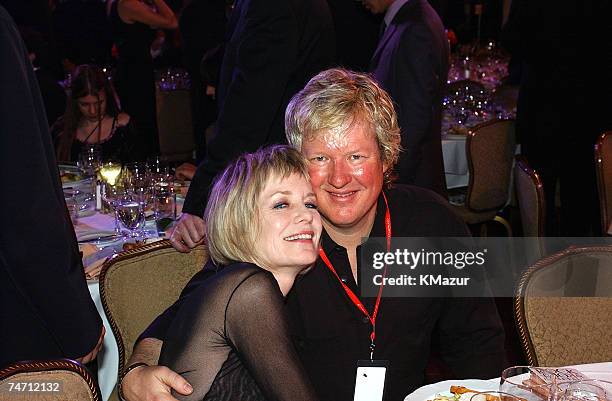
(88, 281, 119, 401)
(442, 134, 469, 189)
(77, 212, 164, 401)
(404, 362, 612, 401)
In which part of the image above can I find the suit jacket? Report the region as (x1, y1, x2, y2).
(370, 0, 448, 197)
(182, 0, 336, 216)
(0, 5, 101, 367)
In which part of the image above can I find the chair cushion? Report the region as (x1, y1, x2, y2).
(525, 297, 612, 366)
(451, 204, 498, 225)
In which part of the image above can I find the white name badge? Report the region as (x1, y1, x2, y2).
(353, 360, 389, 401)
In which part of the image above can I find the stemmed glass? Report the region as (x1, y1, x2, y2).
(78, 145, 101, 177)
(151, 173, 177, 234)
(99, 161, 122, 187)
(560, 382, 606, 401)
(501, 366, 558, 401)
(115, 193, 146, 238)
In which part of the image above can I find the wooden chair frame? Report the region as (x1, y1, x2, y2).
(595, 131, 612, 235)
(515, 155, 546, 237)
(514, 245, 612, 366)
(0, 359, 100, 401)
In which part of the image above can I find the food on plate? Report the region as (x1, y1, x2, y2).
(60, 171, 83, 183)
(451, 386, 499, 401)
(431, 385, 524, 401)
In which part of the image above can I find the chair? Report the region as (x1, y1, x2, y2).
(514, 156, 546, 237)
(451, 119, 516, 236)
(0, 359, 101, 401)
(156, 88, 195, 161)
(514, 246, 612, 366)
(594, 131, 612, 235)
(99, 239, 207, 400)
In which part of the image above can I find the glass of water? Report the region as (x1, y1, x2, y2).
(116, 195, 146, 238)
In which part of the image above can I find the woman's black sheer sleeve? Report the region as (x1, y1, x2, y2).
(225, 271, 320, 401)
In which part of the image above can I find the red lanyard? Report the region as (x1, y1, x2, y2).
(318, 192, 391, 360)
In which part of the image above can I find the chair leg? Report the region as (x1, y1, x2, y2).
(494, 215, 513, 236)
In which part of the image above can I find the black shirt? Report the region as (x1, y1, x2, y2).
(286, 185, 506, 401)
(144, 185, 506, 401)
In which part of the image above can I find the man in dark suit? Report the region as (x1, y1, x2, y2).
(169, 0, 336, 252)
(366, 0, 448, 197)
(0, 4, 104, 368)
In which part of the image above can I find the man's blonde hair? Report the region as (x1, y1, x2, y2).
(285, 68, 401, 182)
(205, 145, 309, 266)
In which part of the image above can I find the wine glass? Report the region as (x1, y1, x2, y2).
(116, 194, 146, 238)
(99, 161, 122, 186)
(147, 155, 170, 178)
(560, 382, 606, 401)
(78, 145, 101, 177)
(101, 183, 124, 235)
(122, 162, 154, 216)
(501, 366, 555, 401)
(152, 173, 176, 234)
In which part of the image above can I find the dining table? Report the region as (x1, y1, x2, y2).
(74, 198, 183, 401)
(404, 362, 612, 401)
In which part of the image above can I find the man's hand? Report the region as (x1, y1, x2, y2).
(121, 365, 193, 401)
(169, 213, 205, 253)
(175, 163, 197, 181)
(76, 325, 105, 365)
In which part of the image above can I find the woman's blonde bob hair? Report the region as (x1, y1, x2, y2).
(205, 145, 310, 266)
(285, 68, 401, 183)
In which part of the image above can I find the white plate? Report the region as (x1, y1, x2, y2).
(59, 164, 91, 189)
(404, 379, 499, 401)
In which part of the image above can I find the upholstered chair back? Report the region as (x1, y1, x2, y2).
(99, 240, 207, 398)
(0, 359, 100, 401)
(514, 156, 546, 237)
(515, 246, 612, 366)
(465, 119, 516, 212)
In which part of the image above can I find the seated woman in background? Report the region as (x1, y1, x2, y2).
(53, 64, 137, 163)
(158, 145, 322, 401)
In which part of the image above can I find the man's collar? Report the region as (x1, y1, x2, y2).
(384, 0, 411, 28)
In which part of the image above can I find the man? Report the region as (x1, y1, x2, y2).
(366, 0, 448, 197)
(0, 4, 104, 367)
(170, 0, 336, 252)
(122, 69, 505, 401)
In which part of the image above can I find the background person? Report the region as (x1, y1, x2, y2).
(366, 0, 449, 197)
(107, 0, 178, 160)
(52, 64, 138, 163)
(0, 4, 104, 368)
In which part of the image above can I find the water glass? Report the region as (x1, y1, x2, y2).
(116, 195, 146, 238)
(501, 366, 555, 401)
(99, 161, 122, 186)
(561, 382, 606, 401)
(78, 145, 101, 177)
(147, 155, 170, 177)
(153, 174, 177, 232)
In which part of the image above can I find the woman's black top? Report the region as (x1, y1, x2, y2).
(158, 263, 319, 401)
(51, 116, 138, 163)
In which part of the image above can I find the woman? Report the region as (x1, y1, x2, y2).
(53, 64, 137, 163)
(158, 145, 322, 401)
(107, 0, 177, 160)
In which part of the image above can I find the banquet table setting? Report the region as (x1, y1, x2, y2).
(441, 45, 518, 189)
(60, 153, 188, 401)
(405, 363, 612, 401)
